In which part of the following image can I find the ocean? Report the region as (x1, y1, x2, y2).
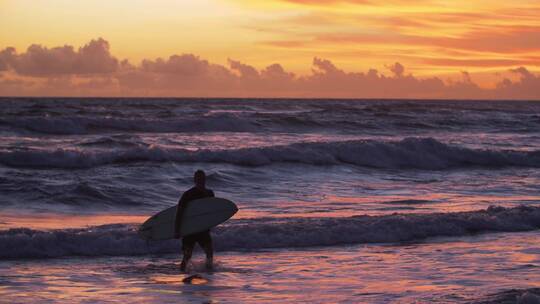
(1, 98, 540, 303)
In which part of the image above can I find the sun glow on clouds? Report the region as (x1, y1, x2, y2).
(240, 0, 540, 75)
(0, 0, 539, 97)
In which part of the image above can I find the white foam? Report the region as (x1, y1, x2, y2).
(1, 205, 540, 259)
(1, 138, 539, 169)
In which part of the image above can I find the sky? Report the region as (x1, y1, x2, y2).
(0, 0, 539, 99)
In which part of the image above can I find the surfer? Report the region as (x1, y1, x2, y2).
(174, 170, 215, 271)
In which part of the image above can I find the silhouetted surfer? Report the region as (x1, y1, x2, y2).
(175, 170, 215, 271)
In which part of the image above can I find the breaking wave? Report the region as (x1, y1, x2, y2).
(1, 137, 539, 169)
(2, 205, 540, 259)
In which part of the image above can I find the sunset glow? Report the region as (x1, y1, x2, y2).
(1, 0, 539, 98)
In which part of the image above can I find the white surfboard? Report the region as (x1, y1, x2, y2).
(138, 197, 238, 241)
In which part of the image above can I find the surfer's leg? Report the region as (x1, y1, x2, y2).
(181, 249, 193, 271)
(198, 231, 214, 269)
(181, 236, 196, 271)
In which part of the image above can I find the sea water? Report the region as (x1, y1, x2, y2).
(1, 98, 539, 303)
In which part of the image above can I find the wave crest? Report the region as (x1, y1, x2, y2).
(1, 205, 540, 259)
(1, 138, 539, 169)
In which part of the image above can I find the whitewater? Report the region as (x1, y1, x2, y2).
(1, 98, 540, 303)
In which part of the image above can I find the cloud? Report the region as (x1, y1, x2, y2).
(494, 67, 540, 99)
(0, 47, 16, 72)
(261, 63, 296, 83)
(420, 26, 540, 53)
(422, 58, 540, 67)
(118, 54, 237, 96)
(388, 62, 404, 77)
(1, 38, 118, 77)
(142, 54, 209, 75)
(312, 25, 540, 54)
(254, 3, 540, 74)
(298, 60, 449, 98)
(0, 38, 539, 99)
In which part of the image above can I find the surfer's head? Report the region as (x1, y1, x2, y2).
(194, 170, 206, 189)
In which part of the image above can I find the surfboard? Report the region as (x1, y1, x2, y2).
(138, 197, 238, 241)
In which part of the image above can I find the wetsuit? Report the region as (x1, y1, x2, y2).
(175, 186, 215, 253)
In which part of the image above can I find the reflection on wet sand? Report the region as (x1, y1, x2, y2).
(1, 230, 540, 303)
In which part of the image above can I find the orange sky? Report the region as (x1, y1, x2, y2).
(1, 0, 539, 98)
